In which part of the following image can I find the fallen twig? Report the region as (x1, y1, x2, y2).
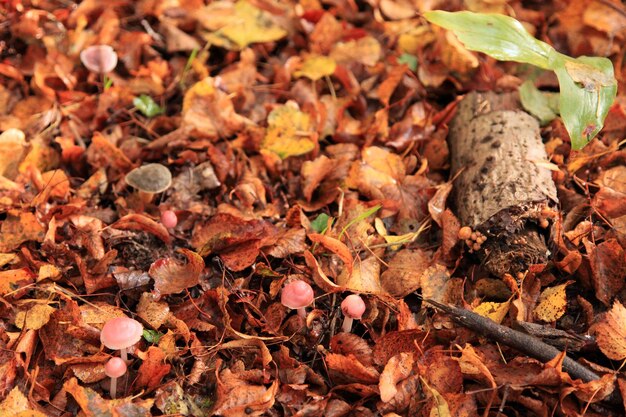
(424, 298, 621, 405)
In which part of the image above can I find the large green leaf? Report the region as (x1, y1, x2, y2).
(425, 10, 618, 149)
(519, 80, 559, 126)
(549, 51, 617, 150)
(424, 11, 552, 69)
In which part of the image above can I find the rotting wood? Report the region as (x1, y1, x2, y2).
(448, 91, 558, 277)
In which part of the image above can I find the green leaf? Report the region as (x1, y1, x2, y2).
(143, 329, 163, 344)
(425, 10, 617, 149)
(311, 213, 331, 233)
(549, 51, 617, 150)
(398, 53, 418, 71)
(133, 95, 164, 117)
(519, 80, 559, 126)
(424, 11, 553, 69)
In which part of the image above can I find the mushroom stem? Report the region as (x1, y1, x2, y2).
(341, 317, 354, 333)
(120, 347, 128, 362)
(110, 376, 118, 399)
(297, 307, 307, 318)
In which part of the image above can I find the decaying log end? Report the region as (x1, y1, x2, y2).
(448, 91, 558, 277)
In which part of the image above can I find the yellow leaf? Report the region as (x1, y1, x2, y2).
(534, 282, 571, 322)
(331, 36, 382, 66)
(198, 0, 287, 50)
(262, 102, 315, 159)
(0, 387, 29, 416)
(38, 264, 61, 281)
(375, 218, 420, 250)
(336, 256, 384, 294)
(294, 55, 336, 81)
(473, 300, 510, 324)
(15, 304, 56, 330)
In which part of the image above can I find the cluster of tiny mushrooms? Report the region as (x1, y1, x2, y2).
(100, 317, 144, 399)
(281, 280, 366, 333)
(457, 207, 556, 253)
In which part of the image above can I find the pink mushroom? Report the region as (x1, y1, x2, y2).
(100, 317, 144, 361)
(161, 210, 178, 228)
(281, 280, 314, 318)
(80, 45, 118, 74)
(104, 357, 127, 399)
(341, 294, 366, 333)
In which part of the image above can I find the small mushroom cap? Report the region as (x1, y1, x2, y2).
(341, 294, 366, 319)
(100, 317, 144, 350)
(125, 163, 172, 194)
(104, 357, 127, 378)
(80, 45, 118, 74)
(281, 280, 314, 309)
(161, 210, 178, 228)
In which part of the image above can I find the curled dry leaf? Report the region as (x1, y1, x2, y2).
(591, 300, 626, 360)
(149, 249, 204, 297)
(110, 213, 171, 244)
(135, 346, 172, 391)
(379, 352, 415, 403)
(308, 233, 353, 274)
(212, 359, 278, 417)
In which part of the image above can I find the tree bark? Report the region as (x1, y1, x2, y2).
(448, 91, 558, 277)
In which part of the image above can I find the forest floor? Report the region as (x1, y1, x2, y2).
(1, 1, 626, 416)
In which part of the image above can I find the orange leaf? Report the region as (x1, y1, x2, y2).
(111, 213, 171, 244)
(149, 249, 204, 297)
(135, 346, 171, 391)
(326, 353, 380, 384)
(0, 211, 45, 252)
(308, 233, 353, 274)
(592, 300, 626, 360)
(379, 352, 414, 402)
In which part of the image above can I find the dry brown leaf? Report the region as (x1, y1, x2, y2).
(149, 249, 204, 298)
(420, 265, 451, 303)
(379, 352, 415, 402)
(455, 344, 496, 388)
(336, 256, 383, 294)
(330, 333, 374, 367)
(212, 360, 278, 417)
(0, 211, 46, 252)
(137, 292, 170, 329)
(381, 249, 431, 298)
(64, 377, 154, 416)
(182, 77, 250, 138)
(584, 239, 626, 306)
(135, 346, 172, 391)
(308, 233, 353, 274)
(592, 300, 626, 360)
(326, 353, 380, 384)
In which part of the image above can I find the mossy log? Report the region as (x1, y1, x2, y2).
(448, 91, 558, 277)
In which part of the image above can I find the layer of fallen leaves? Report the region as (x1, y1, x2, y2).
(1, 0, 626, 416)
